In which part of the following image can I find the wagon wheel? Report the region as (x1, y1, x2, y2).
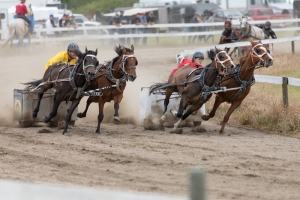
(18, 121, 32, 128)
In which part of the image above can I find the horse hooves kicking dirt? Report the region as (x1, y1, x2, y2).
(170, 128, 183, 134)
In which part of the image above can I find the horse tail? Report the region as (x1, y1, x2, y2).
(149, 82, 169, 95)
(22, 79, 43, 90)
(1, 24, 16, 48)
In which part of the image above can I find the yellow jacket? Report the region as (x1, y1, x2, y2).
(44, 51, 78, 71)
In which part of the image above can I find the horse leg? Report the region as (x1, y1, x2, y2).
(113, 93, 123, 123)
(160, 87, 173, 125)
(171, 91, 187, 118)
(43, 93, 61, 123)
(32, 85, 51, 118)
(63, 99, 80, 135)
(95, 100, 105, 134)
(219, 100, 242, 134)
(77, 96, 97, 118)
(201, 95, 223, 121)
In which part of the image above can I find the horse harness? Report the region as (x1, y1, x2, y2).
(84, 54, 137, 97)
(31, 54, 98, 99)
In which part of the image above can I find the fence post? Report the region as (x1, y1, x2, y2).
(291, 41, 295, 54)
(282, 77, 289, 107)
(189, 169, 206, 200)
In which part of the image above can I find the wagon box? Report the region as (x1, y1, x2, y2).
(13, 89, 77, 127)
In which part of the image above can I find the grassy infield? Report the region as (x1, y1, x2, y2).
(147, 31, 300, 137)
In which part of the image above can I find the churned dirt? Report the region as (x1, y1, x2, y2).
(0, 40, 299, 200)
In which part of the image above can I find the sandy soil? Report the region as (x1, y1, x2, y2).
(0, 41, 299, 200)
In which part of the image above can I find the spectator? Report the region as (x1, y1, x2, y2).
(147, 11, 156, 34)
(45, 14, 56, 37)
(68, 15, 77, 29)
(140, 12, 148, 45)
(108, 12, 121, 44)
(59, 14, 68, 27)
(119, 10, 128, 45)
(205, 11, 214, 42)
(197, 14, 205, 42)
(131, 13, 141, 45)
(188, 12, 200, 43)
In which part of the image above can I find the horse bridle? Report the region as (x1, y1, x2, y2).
(250, 44, 273, 66)
(119, 54, 137, 75)
(214, 50, 235, 74)
(82, 54, 98, 77)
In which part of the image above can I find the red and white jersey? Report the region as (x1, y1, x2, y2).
(16, 3, 28, 15)
(170, 58, 203, 76)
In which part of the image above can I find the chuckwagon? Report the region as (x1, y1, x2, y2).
(139, 88, 205, 129)
(13, 89, 77, 127)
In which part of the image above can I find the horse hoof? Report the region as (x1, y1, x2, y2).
(193, 121, 202, 127)
(170, 109, 177, 117)
(32, 112, 37, 118)
(201, 115, 209, 121)
(62, 131, 69, 135)
(95, 130, 100, 134)
(113, 116, 121, 124)
(159, 118, 165, 125)
(170, 128, 183, 134)
(43, 117, 50, 123)
(77, 113, 86, 118)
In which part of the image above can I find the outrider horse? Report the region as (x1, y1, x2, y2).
(77, 44, 137, 134)
(2, 4, 33, 48)
(201, 40, 273, 133)
(24, 48, 98, 134)
(149, 47, 235, 133)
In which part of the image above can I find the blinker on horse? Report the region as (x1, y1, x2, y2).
(77, 44, 138, 134)
(150, 47, 235, 134)
(201, 40, 273, 134)
(24, 48, 98, 134)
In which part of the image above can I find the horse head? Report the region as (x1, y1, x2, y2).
(209, 47, 235, 76)
(81, 47, 98, 81)
(224, 18, 232, 30)
(114, 44, 138, 82)
(239, 16, 248, 29)
(26, 4, 33, 18)
(249, 40, 273, 68)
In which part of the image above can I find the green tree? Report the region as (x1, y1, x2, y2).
(62, 0, 138, 14)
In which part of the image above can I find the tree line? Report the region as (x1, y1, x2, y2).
(61, 0, 139, 14)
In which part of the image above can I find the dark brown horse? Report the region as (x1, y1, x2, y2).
(77, 44, 137, 134)
(24, 48, 98, 134)
(149, 47, 235, 133)
(201, 40, 274, 134)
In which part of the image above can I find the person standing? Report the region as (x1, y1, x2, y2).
(131, 13, 141, 45)
(15, 0, 34, 34)
(119, 10, 128, 45)
(140, 12, 148, 45)
(108, 12, 121, 44)
(45, 14, 56, 37)
(205, 11, 214, 42)
(147, 11, 156, 34)
(188, 12, 200, 43)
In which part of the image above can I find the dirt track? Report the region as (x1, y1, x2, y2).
(0, 41, 300, 200)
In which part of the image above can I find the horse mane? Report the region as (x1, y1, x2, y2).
(114, 44, 132, 56)
(206, 48, 219, 61)
(239, 45, 252, 64)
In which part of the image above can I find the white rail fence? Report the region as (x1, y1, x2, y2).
(0, 169, 207, 200)
(1, 18, 300, 45)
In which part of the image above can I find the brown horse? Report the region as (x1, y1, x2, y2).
(24, 48, 98, 134)
(149, 47, 235, 133)
(77, 44, 137, 134)
(201, 40, 274, 134)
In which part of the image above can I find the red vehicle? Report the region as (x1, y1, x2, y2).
(243, 7, 291, 21)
